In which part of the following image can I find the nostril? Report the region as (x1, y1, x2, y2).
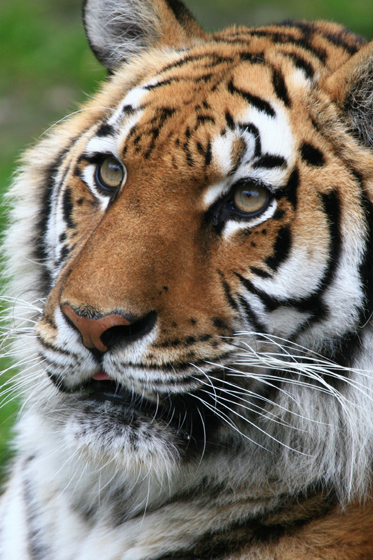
(61, 305, 157, 352)
(100, 310, 157, 350)
(61, 305, 131, 351)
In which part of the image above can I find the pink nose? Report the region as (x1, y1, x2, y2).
(61, 305, 130, 352)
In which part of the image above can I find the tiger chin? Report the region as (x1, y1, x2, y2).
(2, 1, 373, 559)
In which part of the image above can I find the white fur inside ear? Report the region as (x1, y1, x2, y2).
(83, 0, 159, 70)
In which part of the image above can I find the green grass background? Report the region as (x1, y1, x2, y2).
(0, 0, 373, 475)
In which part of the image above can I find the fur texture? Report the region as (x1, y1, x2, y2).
(2, 2, 373, 559)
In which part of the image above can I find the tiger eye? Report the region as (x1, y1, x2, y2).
(233, 183, 268, 215)
(97, 156, 125, 190)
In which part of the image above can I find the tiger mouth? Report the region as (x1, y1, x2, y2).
(80, 378, 162, 413)
(52, 373, 226, 447)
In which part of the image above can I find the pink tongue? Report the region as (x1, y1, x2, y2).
(92, 371, 113, 381)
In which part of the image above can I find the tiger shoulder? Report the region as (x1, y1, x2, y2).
(1, 1, 373, 559)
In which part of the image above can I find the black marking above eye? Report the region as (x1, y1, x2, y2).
(227, 79, 275, 118)
(253, 154, 286, 169)
(96, 123, 114, 137)
(283, 52, 315, 80)
(300, 142, 325, 166)
(272, 68, 291, 107)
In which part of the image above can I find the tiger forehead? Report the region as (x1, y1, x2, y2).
(106, 51, 300, 185)
(123, 47, 295, 125)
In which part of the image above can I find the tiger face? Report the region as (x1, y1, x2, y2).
(7, 0, 373, 515)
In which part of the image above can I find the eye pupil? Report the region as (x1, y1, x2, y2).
(233, 182, 268, 214)
(97, 156, 125, 190)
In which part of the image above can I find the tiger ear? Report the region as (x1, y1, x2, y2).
(323, 41, 373, 148)
(83, 0, 206, 71)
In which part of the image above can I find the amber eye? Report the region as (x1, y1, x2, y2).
(96, 156, 125, 192)
(233, 182, 269, 215)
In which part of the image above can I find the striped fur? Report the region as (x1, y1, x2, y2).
(2, 1, 373, 558)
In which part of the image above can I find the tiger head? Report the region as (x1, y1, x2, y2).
(7, 0, 373, 515)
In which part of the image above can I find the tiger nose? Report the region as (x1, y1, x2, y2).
(61, 304, 131, 352)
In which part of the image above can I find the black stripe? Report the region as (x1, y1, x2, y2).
(144, 126, 160, 159)
(253, 154, 286, 169)
(248, 29, 327, 64)
(205, 141, 212, 166)
(160, 53, 234, 75)
(238, 51, 265, 64)
(346, 170, 373, 366)
(148, 107, 175, 130)
(321, 29, 364, 55)
(285, 190, 342, 340)
(155, 491, 335, 560)
(250, 267, 272, 278)
(272, 209, 285, 220)
(233, 191, 349, 363)
(181, 126, 194, 166)
(237, 191, 341, 316)
(63, 186, 75, 229)
(147, 74, 216, 88)
(156, 107, 176, 123)
(218, 271, 239, 311)
(96, 123, 114, 137)
(265, 226, 291, 270)
(196, 140, 212, 166)
(238, 295, 267, 332)
(236, 273, 281, 312)
(164, 0, 197, 27)
(228, 79, 275, 118)
(34, 142, 76, 295)
(145, 79, 174, 90)
(281, 167, 299, 209)
(326, 331, 362, 370)
(197, 114, 216, 126)
(239, 123, 262, 157)
(300, 142, 325, 166)
(225, 111, 235, 130)
(183, 144, 194, 167)
(283, 52, 315, 80)
(78, 152, 110, 165)
(57, 245, 70, 267)
(122, 104, 135, 116)
(144, 108, 176, 158)
(355, 172, 373, 321)
(272, 68, 291, 107)
(318, 191, 341, 289)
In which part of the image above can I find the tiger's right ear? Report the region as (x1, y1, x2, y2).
(323, 41, 373, 149)
(83, 0, 206, 71)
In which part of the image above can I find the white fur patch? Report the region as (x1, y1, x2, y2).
(222, 199, 278, 240)
(108, 88, 148, 128)
(204, 103, 293, 239)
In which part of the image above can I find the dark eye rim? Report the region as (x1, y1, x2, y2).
(207, 179, 271, 228)
(95, 155, 126, 195)
(230, 180, 270, 217)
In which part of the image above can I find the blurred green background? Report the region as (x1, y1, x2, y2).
(0, 0, 373, 476)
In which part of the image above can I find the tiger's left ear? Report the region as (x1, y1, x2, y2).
(323, 41, 373, 148)
(83, 0, 206, 72)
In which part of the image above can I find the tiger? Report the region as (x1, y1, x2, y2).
(2, 0, 373, 558)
